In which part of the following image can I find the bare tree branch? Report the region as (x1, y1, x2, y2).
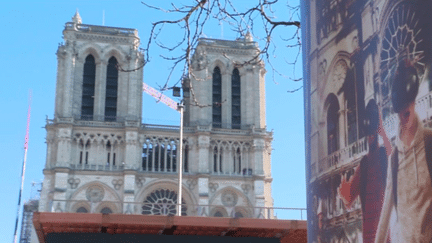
(133, 0, 302, 107)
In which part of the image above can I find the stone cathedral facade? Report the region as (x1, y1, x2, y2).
(38, 12, 274, 219)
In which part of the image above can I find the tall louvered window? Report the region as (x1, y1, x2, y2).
(212, 67, 222, 128)
(81, 55, 96, 120)
(105, 57, 118, 121)
(327, 95, 339, 155)
(231, 68, 241, 129)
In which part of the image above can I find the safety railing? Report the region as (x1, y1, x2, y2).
(47, 200, 306, 220)
(318, 137, 368, 176)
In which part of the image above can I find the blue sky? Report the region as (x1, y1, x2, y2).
(1, 1, 304, 241)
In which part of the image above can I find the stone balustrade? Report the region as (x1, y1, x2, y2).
(318, 137, 368, 177)
(65, 22, 138, 37)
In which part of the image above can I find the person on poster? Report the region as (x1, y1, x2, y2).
(375, 60, 432, 243)
(337, 101, 392, 243)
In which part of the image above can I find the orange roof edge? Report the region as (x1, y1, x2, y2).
(33, 212, 307, 243)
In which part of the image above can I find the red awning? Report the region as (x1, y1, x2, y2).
(33, 212, 307, 243)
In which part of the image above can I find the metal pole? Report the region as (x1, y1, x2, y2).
(13, 91, 32, 243)
(177, 102, 184, 216)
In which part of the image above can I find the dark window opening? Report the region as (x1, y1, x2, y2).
(344, 68, 359, 144)
(213, 147, 223, 172)
(213, 150, 217, 172)
(184, 144, 189, 172)
(347, 99, 358, 144)
(142, 144, 152, 171)
(100, 207, 113, 214)
(213, 67, 222, 128)
(76, 207, 88, 213)
(142, 141, 184, 173)
(81, 55, 96, 120)
(232, 68, 241, 129)
(105, 57, 118, 121)
(234, 148, 241, 173)
(327, 95, 339, 155)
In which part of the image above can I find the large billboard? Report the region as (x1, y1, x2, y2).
(302, 0, 432, 242)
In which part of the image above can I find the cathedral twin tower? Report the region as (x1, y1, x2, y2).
(39, 12, 273, 218)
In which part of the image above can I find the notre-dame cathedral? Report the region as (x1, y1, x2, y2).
(38, 11, 274, 219)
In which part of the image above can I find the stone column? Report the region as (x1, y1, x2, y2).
(198, 177, 209, 216)
(117, 58, 128, 120)
(55, 47, 66, 118)
(257, 66, 267, 129)
(227, 146, 234, 174)
(254, 180, 266, 218)
(339, 107, 346, 148)
(56, 127, 72, 167)
(94, 60, 107, 121)
(124, 130, 139, 169)
(243, 66, 256, 127)
(73, 58, 84, 118)
(127, 54, 143, 122)
(39, 174, 54, 212)
(53, 172, 69, 212)
(62, 52, 76, 118)
(264, 180, 274, 218)
(189, 68, 209, 125)
(222, 70, 231, 128)
(123, 172, 136, 214)
(252, 138, 265, 175)
(197, 135, 210, 173)
(45, 130, 55, 169)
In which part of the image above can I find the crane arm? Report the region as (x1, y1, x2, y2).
(142, 83, 180, 112)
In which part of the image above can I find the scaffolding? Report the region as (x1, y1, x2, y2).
(19, 182, 41, 243)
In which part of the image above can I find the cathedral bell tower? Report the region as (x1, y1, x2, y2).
(39, 12, 144, 214)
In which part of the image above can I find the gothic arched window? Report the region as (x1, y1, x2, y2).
(233, 147, 241, 174)
(105, 141, 116, 166)
(81, 55, 96, 120)
(100, 207, 113, 214)
(326, 95, 340, 155)
(141, 189, 187, 216)
(213, 146, 223, 173)
(344, 67, 359, 144)
(76, 207, 88, 213)
(78, 139, 90, 165)
(105, 57, 118, 121)
(213, 67, 222, 128)
(141, 138, 188, 173)
(231, 68, 241, 129)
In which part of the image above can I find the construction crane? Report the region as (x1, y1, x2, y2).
(13, 91, 32, 243)
(142, 83, 180, 112)
(142, 83, 185, 216)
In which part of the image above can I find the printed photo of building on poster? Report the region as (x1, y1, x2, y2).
(302, 0, 432, 242)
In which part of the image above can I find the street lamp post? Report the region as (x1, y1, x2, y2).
(177, 101, 184, 216)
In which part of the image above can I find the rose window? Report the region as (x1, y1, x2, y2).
(141, 189, 187, 216)
(380, 2, 426, 100)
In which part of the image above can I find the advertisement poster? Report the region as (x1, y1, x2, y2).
(302, 0, 432, 242)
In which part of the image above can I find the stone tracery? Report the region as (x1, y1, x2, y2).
(141, 136, 189, 173)
(210, 139, 251, 175)
(71, 131, 125, 170)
